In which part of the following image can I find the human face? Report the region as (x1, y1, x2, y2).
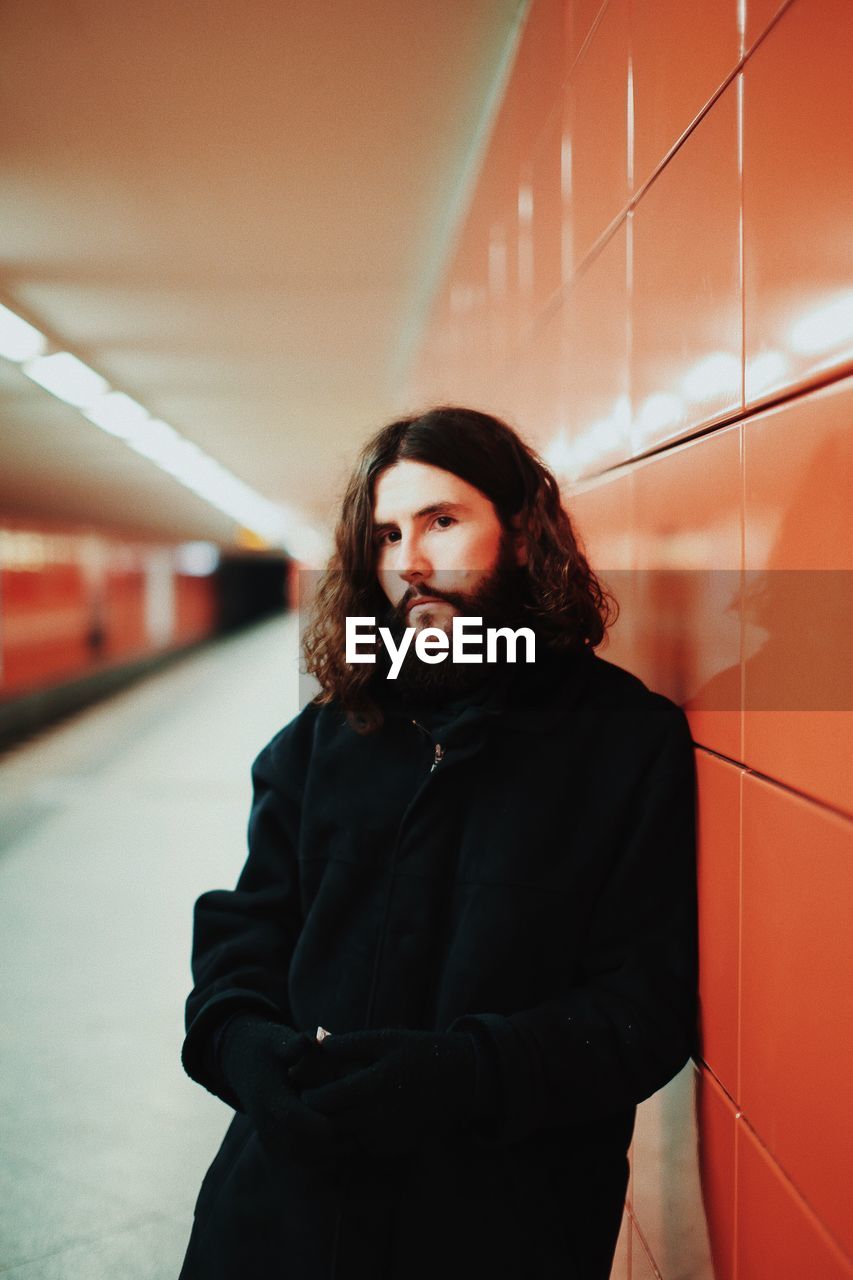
(372, 459, 525, 636)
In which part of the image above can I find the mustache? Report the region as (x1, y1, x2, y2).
(393, 585, 469, 620)
(381, 548, 527, 635)
(402, 586, 461, 611)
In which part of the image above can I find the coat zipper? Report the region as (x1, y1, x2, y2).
(342, 720, 447, 1276)
(411, 718, 445, 772)
(332, 719, 445, 1277)
(363, 720, 445, 1030)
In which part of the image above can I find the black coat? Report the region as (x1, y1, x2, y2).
(179, 643, 698, 1280)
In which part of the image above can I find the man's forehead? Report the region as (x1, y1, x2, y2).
(372, 460, 483, 522)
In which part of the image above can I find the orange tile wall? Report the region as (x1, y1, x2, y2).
(409, 1, 853, 1275)
(0, 518, 219, 698)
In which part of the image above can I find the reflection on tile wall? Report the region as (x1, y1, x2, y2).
(409, 0, 853, 1275)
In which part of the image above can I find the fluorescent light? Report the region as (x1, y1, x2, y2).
(23, 351, 109, 407)
(84, 392, 150, 439)
(0, 304, 47, 362)
(4, 315, 327, 555)
(176, 541, 220, 576)
(126, 418, 181, 460)
(139, 432, 205, 478)
(280, 522, 329, 564)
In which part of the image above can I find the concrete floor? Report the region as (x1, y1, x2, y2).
(0, 615, 304, 1278)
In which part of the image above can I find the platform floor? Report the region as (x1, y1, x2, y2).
(0, 615, 304, 1278)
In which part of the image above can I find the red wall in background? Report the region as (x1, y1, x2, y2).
(0, 518, 218, 700)
(175, 574, 219, 648)
(411, 1, 853, 1276)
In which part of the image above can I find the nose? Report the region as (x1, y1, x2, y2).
(398, 534, 432, 586)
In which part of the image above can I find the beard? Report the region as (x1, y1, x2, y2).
(374, 534, 533, 706)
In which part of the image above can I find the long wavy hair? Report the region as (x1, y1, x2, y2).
(302, 406, 618, 732)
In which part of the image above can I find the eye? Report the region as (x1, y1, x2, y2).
(432, 515, 456, 530)
(376, 529, 401, 546)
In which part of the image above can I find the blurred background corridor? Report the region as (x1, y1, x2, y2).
(1, 1, 851, 1277)
(0, 615, 300, 1277)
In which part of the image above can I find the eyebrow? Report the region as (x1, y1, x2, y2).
(372, 500, 469, 535)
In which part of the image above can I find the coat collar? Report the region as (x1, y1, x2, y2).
(376, 641, 596, 743)
(490, 641, 595, 733)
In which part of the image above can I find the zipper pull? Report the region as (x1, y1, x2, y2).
(411, 720, 444, 773)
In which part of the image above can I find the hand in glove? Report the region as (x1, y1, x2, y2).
(292, 1028, 499, 1158)
(216, 1012, 343, 1169)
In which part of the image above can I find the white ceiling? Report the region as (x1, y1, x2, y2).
(0, 0, 525, 552)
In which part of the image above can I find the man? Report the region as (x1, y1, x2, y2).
(179, 406, 699, 1280)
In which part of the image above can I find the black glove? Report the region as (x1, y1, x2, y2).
(292, 1028, 500, 1157)
(216, 1012, 341, 1169)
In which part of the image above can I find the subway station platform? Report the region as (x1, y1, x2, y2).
(0, 615, 303, 1278)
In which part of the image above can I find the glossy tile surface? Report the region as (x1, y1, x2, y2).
(562, 468, 637, 670)
(476, 82, 524, 374)
(567, 0, 629, 269)
(631, 82, 741, 452)
(529, 101, 565, 316)
(736, 1118, 853, 1279)
(514, 303, 568, 454)
(406, 4, 853, 1275)
(743, 0, 853, 405)
(743, 0, 791, 55)
(696, 1067, 737, 1280)
(695, 752, 740, 1095)
(562, 219, 630, 478)
(455, 216, 493, 400)
(507, 3, 560, 335)
(743, 377, 853, 813)
(632, 0, 739, 193)
(564, 468, 634, 571)
(740, 773, 853, 1258)
(567, 0, 608, 70)
(518, 0, 568, 128)
(629, 426, 742, 758)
